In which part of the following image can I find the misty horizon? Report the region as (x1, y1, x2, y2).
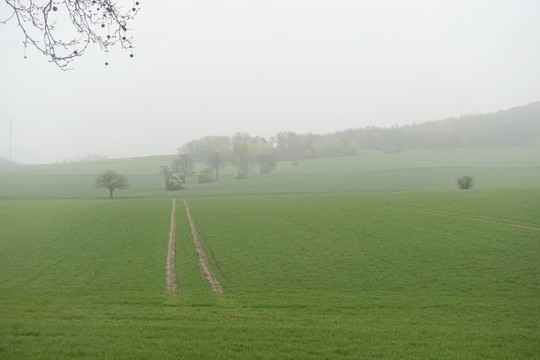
(0, 102, 540, 165)
(3, 100, 539, 166)
(1, 1, 540, 164)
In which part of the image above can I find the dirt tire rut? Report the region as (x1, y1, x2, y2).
(182, 199, 224, 293)
(165, 199, 180, 292)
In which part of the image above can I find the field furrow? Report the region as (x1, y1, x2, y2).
(165, 199, 180, 292)
(375, 201, 540, 231)
(182, 199, 224, 293)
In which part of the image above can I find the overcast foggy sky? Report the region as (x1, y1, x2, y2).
(1, 1, 539, 164)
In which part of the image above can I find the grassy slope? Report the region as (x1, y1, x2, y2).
(0, 155, 174, 198)
(1, 147, 539, 198)
(181, 147, 540, 196)
(0, 147, 539, 358)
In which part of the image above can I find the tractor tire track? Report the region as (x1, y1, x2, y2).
(375, 201, 540, 231)
(182, 199, 224, 293)
(165, 199, 180, 292)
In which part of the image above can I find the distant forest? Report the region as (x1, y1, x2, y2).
(180, 102, 540, 165)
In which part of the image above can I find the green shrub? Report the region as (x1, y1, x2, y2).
(198, 167, 214, 184)
(457, 175, 473, 189)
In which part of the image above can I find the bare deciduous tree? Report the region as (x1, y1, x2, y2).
(95, 170, 128, 198)
(2, 0, 140, 69)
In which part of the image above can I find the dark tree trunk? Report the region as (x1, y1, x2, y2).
(109, 189, 114, 199)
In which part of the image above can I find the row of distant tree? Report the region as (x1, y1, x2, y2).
(336, 104, 540, 151)
(168, 132, 363, 185)
(103, 103, 538, 193)
(333, 101, 540, 152)
(160, 137, 282, 189)
(180, 132, 362, 163)
(183, 101, 540, 158)
(59, 154, 109, 163)
(158, 102, 539, 189)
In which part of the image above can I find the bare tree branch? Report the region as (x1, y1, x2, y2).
(2, 0, 140, 69)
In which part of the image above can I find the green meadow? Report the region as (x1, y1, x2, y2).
(0, 147, 539, 359)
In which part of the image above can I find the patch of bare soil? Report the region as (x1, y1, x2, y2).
(182, 199, 224, 293)
(376, 201, 540, 231)
(165, 199, 180, 292)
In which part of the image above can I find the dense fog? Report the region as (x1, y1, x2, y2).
(1, 1, 539, 164)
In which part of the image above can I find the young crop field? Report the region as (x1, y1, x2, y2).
(0, 147, 539, 358)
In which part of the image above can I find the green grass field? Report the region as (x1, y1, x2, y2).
(2, 147, 539, 198)
(0, 147, 539, 358)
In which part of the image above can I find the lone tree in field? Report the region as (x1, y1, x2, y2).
(95, 170, 128, 198)
(2, 0, 140, 69)
(457, 175, 473, 190)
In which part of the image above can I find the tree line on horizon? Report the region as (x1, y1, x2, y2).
(159, 102, 539, 188)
